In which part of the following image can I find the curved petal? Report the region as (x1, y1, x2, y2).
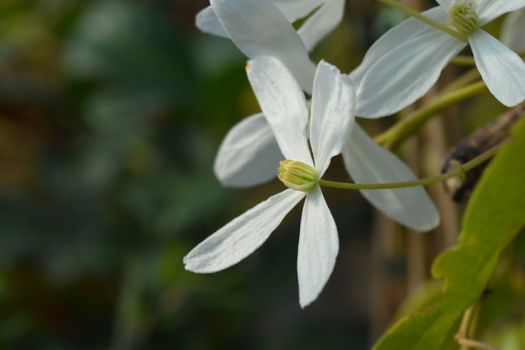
(470, 30, 525, 107)
(478, 0, 525, 24)
(355, 29, 465, 118)
(501, 9, 525, 54)
(349, 6, 448, 85)
(195, 6, 229, 38)
(297, 0, 346, 52)
(247, 56, 314, 166)
(310, 61, 356, 176)
(211, 0, 316, 93)
(184, 189, 306, 273)
(214, 113, 283, 188)
(275, 0, 325, 23)
(342, 125, 440, 232)
(297, 187, 339, 308)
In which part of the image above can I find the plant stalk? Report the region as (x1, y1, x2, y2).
(319, 140, 506, 191)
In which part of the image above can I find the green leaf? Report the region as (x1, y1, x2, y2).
(373, 116, 525, 350)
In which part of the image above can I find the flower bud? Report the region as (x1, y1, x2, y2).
(278, 160, 317, 192)
(450, 0, 479, 35)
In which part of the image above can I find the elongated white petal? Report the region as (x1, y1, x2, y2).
(211, 0, 316, 93)
(470, 30, 525, 107)
(195, 6, 229, 38)
(214, 113, 282, 188)
(184, 189, 306, 273)
(297, 187, 339, 308)
(196, 0, 327, 45)
(502, 9, 525, 54)
(276, 0, 325, 23)
(297, 0, 345, 52)
(478, 0, 525, 24)
(349, 7, 447, 85)
(355, 29, 465, 118)
(247, 57, 314, 166)
(342, 126, 440, 232)
(310, 61, 356, 176)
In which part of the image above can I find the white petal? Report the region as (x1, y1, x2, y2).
(297, 0, 346, 52)
(478, 0, 525, 24)
(247, 56, 314, 165)
(470, 30, 525, 107)
(501, 8, 525, 52)
(310, 61, 356, 176)
(214, 113, 283, 188)
(211, 0, 316, 93)
(342, 125, 440, 232)
(355, 29, 465, 118)
(275, 0, 325, 23)
(184, 189, 306, 273)
(195, 6, 229, 38)
(349, 7, 448, 85)
(297, 187, 339, 308)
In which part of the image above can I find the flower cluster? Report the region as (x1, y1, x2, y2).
(185, 0, 525, 307)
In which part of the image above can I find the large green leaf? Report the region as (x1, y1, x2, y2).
(374, 116, 525, 350)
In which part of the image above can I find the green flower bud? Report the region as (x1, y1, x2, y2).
(450, 0, 479, 35)
(278, 160, 317, 193)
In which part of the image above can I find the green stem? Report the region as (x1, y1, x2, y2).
(456, 304, 498, 350)
(318, 140, 505, 191)
(456, 339, 499, 350)
(376, 80, 487, 150)
(451, 55, 476, 66)
(457, 305, 476, 348)
(441, 68, 480, 94)
(379, 0, 467, 42)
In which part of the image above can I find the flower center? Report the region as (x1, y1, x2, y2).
(278, 160, 317, 192)
(449, 0, 479, 35)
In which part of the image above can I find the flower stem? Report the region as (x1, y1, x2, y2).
(456, 303, 499, 350)
(318, 140, 506, 191)
(456, 338, 499, 350)
(379, 0, 467, 42)
(451, 55, 476, 66)
(441, 68, 480, 94)
(376, 80, 487, 150)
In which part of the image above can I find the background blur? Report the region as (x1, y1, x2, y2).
(0, 0, 508, 349)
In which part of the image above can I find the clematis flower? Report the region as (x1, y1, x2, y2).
(216, 112, 440, 231)
(501, 8, 525, 53)
(206, 0, 439, 231)
(197, 0, 346, 64)
(352, 0, 525, 117)
(185, 57, 355, 307)
(196, 0, 344, 93)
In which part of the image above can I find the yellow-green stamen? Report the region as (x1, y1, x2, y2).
(450, 0, 479, 35)
(278, 160, 317, 192)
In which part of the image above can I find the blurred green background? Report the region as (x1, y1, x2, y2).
(1, 0, 513, 349)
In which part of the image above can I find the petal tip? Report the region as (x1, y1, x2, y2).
(410, 207, 441, 233)
(499, 95, 525, 108)
(182, 258, 210, 274)
(299, 291, 317, 309)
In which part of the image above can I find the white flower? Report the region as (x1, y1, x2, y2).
(207, 0, 439, 232)
(352, 0, 525, 117)
(216, 113, 439, 231)
(197, 0, 345, 56)
(184, 57, 355, 308)
(196, 0, 345, 93)
(502, 8, 525, 53)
